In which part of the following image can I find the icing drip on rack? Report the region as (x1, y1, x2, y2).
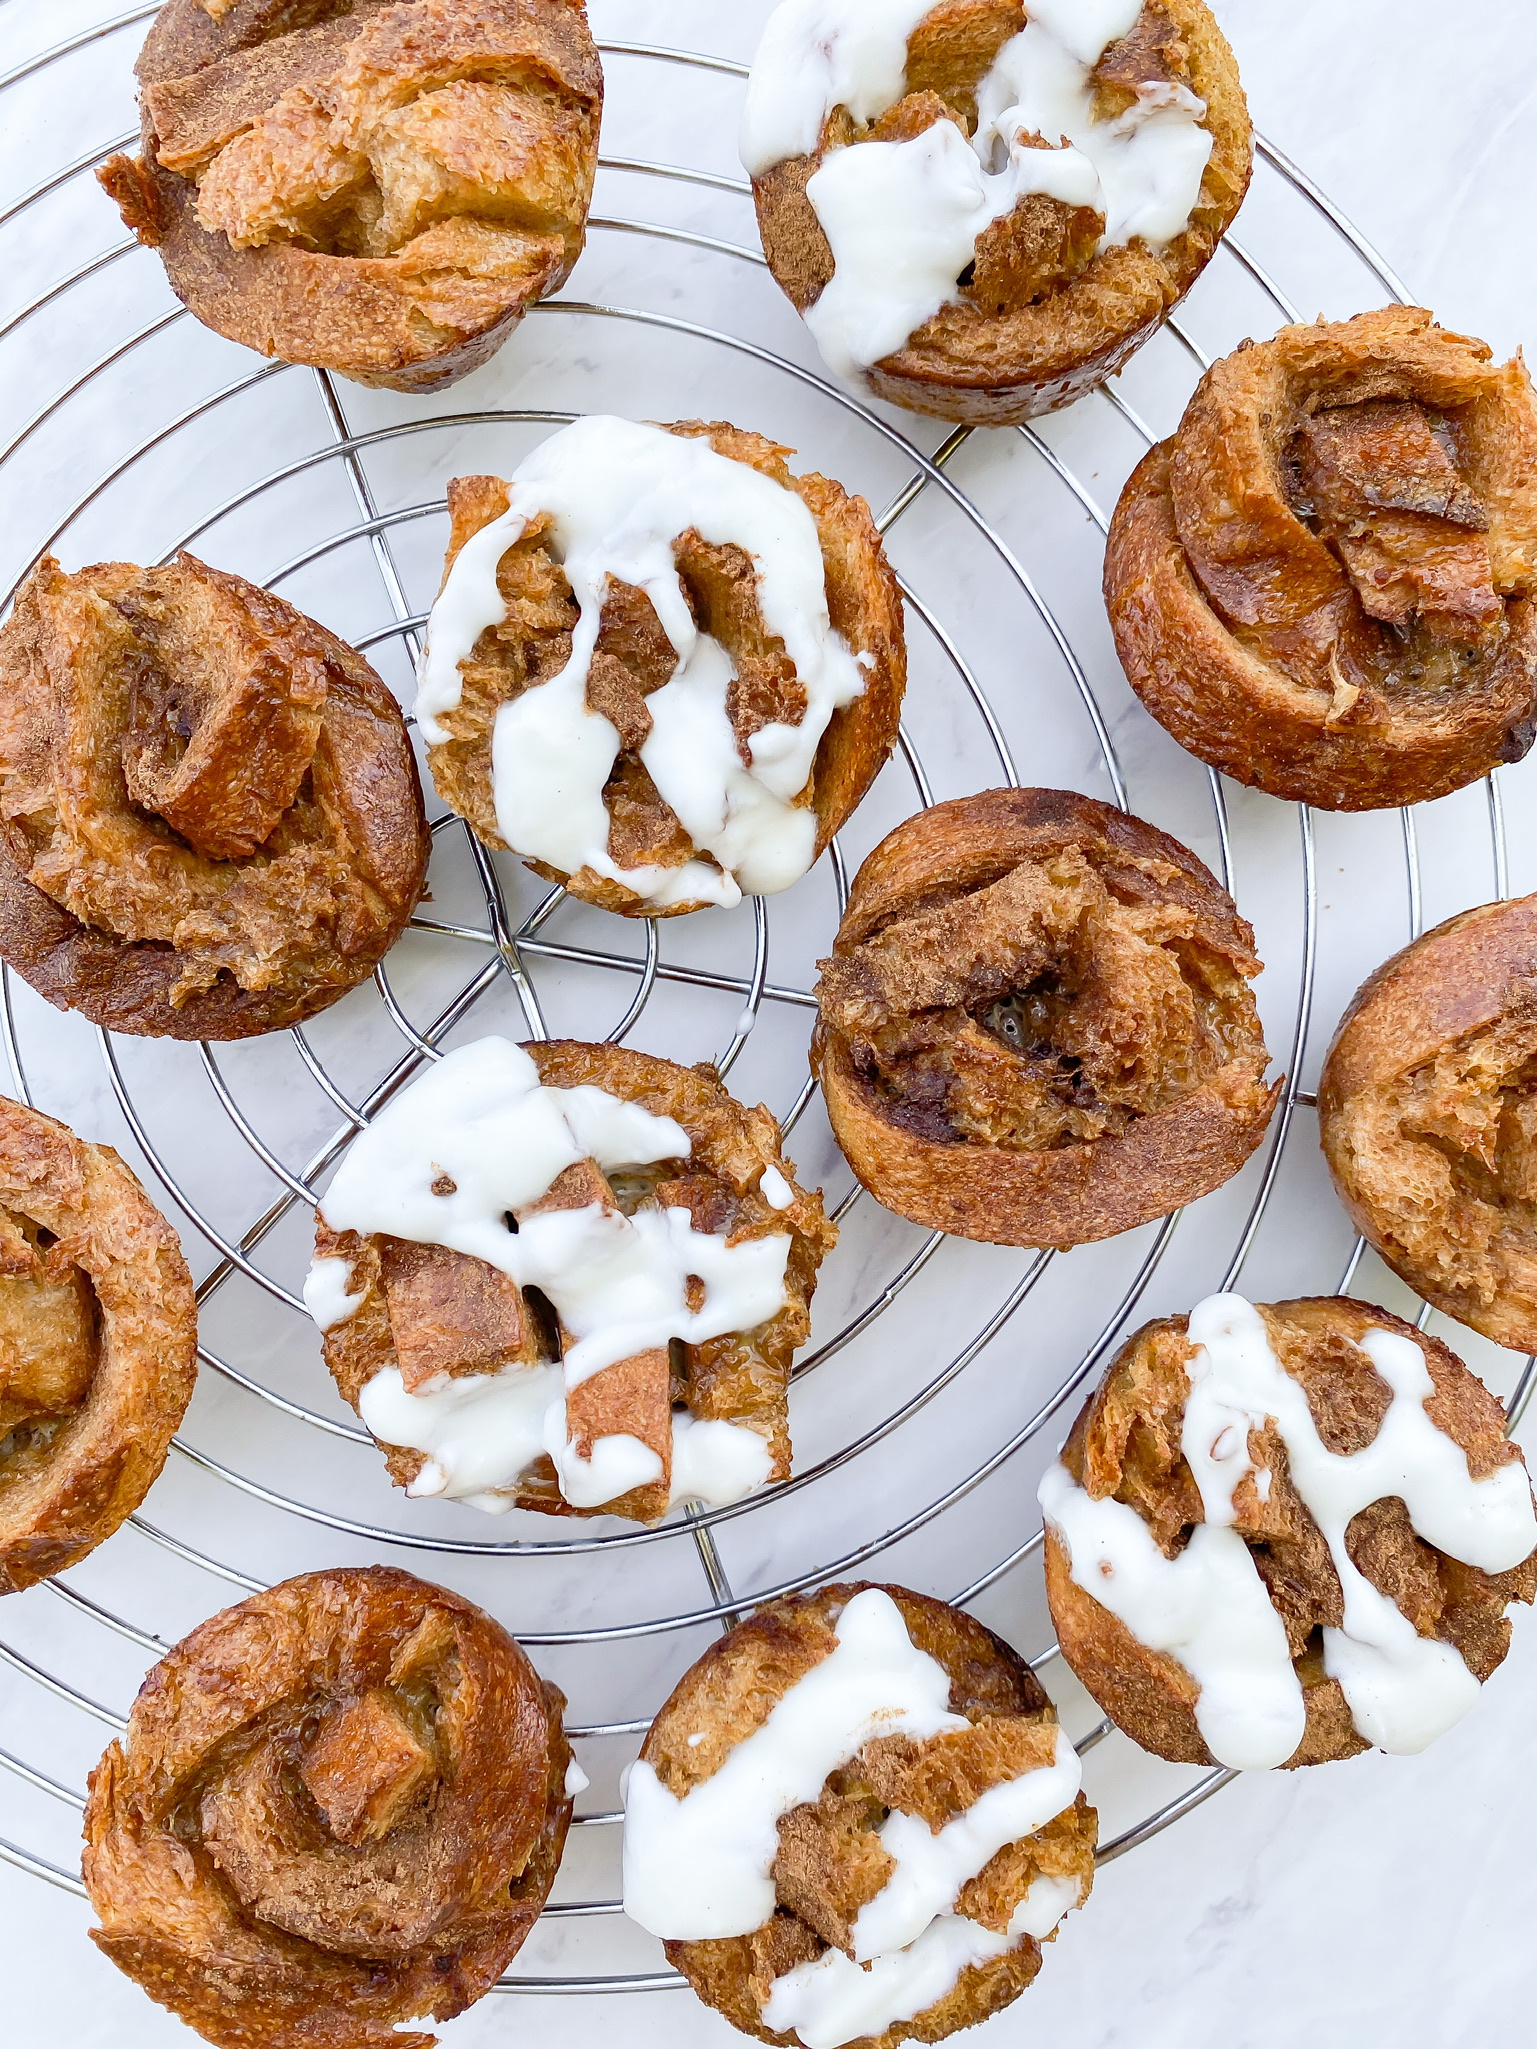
(622, 1588, 1084, 2046)
(1039, 1293, 1537, 1769)
(740, 0, 1214, 379)
(414, 416, 869, 910)
(307, 1037, 791, 1512)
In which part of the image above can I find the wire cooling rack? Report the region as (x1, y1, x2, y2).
(2, 0, 1536, 2028)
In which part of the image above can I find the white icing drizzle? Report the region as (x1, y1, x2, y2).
(361, 1361, 777, 1514)
(741, 0, 1214, 381)
(622, 1588, 1083, 2044)
(760, 1163, 795, 1210)
(414, 416, 869, 910)
(670, 1410, 777, 1507)
(302, 1255, 365, 1332)
(763, 1872, 1082, 2049)
(316, 1037, 793, 1516)
(741, 0, 935, 170)
(1038, 1462, 1303, 1772)
(850, 1725, 1079, 1958)
(316, 1037, 790, 1389)
(1039, 1293, 1537, 1769)
(565, 1758, 591, 1797)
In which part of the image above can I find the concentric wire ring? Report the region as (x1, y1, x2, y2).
(0, 7, 1528, 2007)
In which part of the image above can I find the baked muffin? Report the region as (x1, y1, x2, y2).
(1105, 308, 1537, 808)
(100, 0, 602, 392)
(0, 1096, 196, 1594)
(812, 788, 1278, 1248)
(1319, 894, 1537, 1349)
(414, 415, 905, 916)
(1040, 1292, 1537, 1769)
(741, 0, 1251, 422)
(307, 1036, 836, 1523)
(0, 553, 429, 1038)
(84, 1566, 572, 2049)
(623, 1581, 1096, 2047)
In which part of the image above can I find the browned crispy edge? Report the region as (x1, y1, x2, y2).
(82, 1565, 572, 2049)
(811, 787, 1280, 1248)
(1106, 443, 1537, 811)
(1318, 893, 1537, 1346)
(0, 564, 430, 1040)
(751, 0, 1252, 423)
(0, 1096, 197, 1593)
(101, 0, 603, 392)
(1044, 1297, 1535, 1768)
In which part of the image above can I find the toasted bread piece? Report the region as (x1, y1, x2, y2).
(1105, 307, 1537, 809)
(814, 787, 1278, 1247)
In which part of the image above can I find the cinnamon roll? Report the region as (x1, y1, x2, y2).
(622, 1581, 1096, 2048)
(1105, 307, 1537, 808)
(1040, 1293, 1537, 1770)
(307, 1037, 836, 1523)
(0, 1097, 196, 1594)
(84, 1566, 572, 2049)
(414, 416, 905, 916)
(812, 788, 1278, 1248)
(1319, 894, 1537, 1351)
(741, 0, 1251, 423)
(99, 0, 601, 392)
(0, 553, 429, 1039)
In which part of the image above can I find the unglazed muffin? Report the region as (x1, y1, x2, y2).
(101, 0, 602, 391)
(813, 788, 1278, 1247)
(0, 1096, 196, 1593)
(0, 554, 428, 1038)
(85, 1567, 573, 2049)
(1106, 308, 1537, 807)
(741, 0, 1251, 421)
(1319, 894, 1537, 1348)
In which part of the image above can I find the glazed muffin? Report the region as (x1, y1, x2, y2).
(741, 0, 1251, 422)
(100, 0, 602, 391)
(1319, 894, 1537, 1350)
(84, 1566, 573, 2049)
(414, 415, 906, 916)
(812, 788, 1278, 1248)
(0, 553, 429, 1038)
(0, 1096, 196, 1594)
(1105, 307, 1537, 808)
(307, 1036, 836, 1523)
(1040, 1292, 1537, 1769)
(623, 1581, 1096, 2047)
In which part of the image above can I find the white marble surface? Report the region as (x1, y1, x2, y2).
(2, 2, 1537, 2045)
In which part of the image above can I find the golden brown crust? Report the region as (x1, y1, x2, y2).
(425, 420, 906, 916)
(0, 1096, 197, 1594)
(99, 0, 602, 391)
(812, 788, 1278, 1248)
(752, 0, 1252, 424)
(644, 1582, 1096, 2049)
(1044, 1296, 1537, 1768)
(1318, 894, 1537, 1348)
(0, 553, 429, 1039)
(1105, 308, 1537, 808)
(318, 1040, 837, 1522)
(83, 1566, 572, 2049)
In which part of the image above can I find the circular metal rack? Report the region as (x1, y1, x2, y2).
(1, 0, 1534, 2020)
